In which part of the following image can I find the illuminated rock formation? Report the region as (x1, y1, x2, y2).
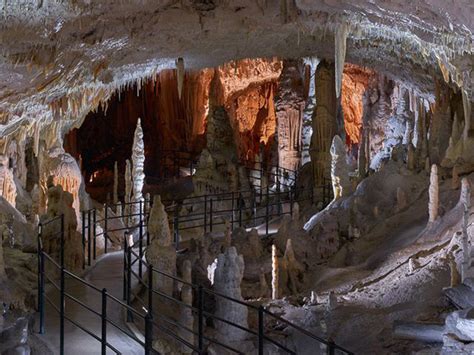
(275, 59, 305, 172)
(146, 195, 176, 296)
(131, 118, 145, 223)
(428, 164, 439, 223)
(214, 246, 248, 342)
(40, 178, 83, 273)
(39, 147, 83, 224)
(330, 135, 351, 199)
(0, 156, 17, 208)
(310, 60, 337, 188)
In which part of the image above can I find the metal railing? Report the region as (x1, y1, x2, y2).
(37, 215, 154, 354)
(123, 234, 353, 354)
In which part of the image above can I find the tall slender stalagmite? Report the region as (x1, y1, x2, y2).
(124, 159, 132, 226)
(428, 164, 439, 223)
(272, 244, 279, 300)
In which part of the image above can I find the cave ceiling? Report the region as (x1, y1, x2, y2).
(0, 0, 472, 138)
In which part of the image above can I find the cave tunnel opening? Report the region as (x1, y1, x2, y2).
(63, 58, 379, 202)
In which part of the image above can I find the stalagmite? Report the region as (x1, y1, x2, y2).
(462, 90, 471, 142)
(452, 166, 460, 190)
(448, 252, 461, 287)
(461, 178, 471, 281)
(131, 118, 145, 222)
(330, 135, 351, 199)
(0, 155, 17, 208)
(281, 239, 304, 294)
(428, 164, 439, 223)
(396, 187, 407, 212)
(146, 195, 176, 296)
(407, 143, 416, 170)
(176, 57, 185, 100)
(214, 246, 248, 342)
(334, 23, 349, 98)
(272, 244, 279, 300)
(40, 178, 83, 272)
(113, 161, 118, 204)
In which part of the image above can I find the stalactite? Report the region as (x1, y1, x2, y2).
(176, 57, 185, 100)
(428, 164, 439, 223)
(334, 23, 349, 99)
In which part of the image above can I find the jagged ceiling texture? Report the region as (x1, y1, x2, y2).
(0, 0, 472, 140)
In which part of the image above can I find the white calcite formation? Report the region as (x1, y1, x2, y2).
(330, 135, 351, 199)
(39, 147, 83, 225)
(146, 195, 176, 296)
(40, 178, 83, 272)
(214, 246, 248, 342)
(0, 155, 17, 208)
(131, 118, 145, 223)
(272, 244, 279, 300)
(428, 164, 439, 223)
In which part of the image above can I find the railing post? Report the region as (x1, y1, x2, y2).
(290, 190, 294, 218)
(122, 234, 127, 301)
(258, 306, 264, 355)
(87, 210, 91, 266)
(60, 213, 65, 354)
(144, 312, 153, 355)
(231, 192, 235, 230)
(37, 223, 45, 334)
(148, 264, 153, 315)
(126, 240, 133, 322)
(327, 340, 335, 355)
(238, 192, 243, 227)
(209, 198, 213, 232)
(81, 211, 86, 269)
(101, 288, 107, 354)
(93, 209, 97, 260)
(203, 195, 207, 233)
(139, 200, 143, 279)
(265, 186, 269, 237)
(198, 286, 204, 352)
(104, 203, 108, 254)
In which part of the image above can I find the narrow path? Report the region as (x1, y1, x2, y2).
(40, 252, 143, 354)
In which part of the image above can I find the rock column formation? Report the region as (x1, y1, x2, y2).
(146, 195, 176, 296)
(131, 119, 145, 223)
(40, 178, 83, 272)
(310, 60, 337, 190)
(330, 135, 351, 199)
(0, 155, 17, 207)
(39, 147, 83, 224)
(214, 246, 248, 342)
(275, 59, 305, 172)
(428, 164, 439, 223)
(272, 244, 279, 300)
